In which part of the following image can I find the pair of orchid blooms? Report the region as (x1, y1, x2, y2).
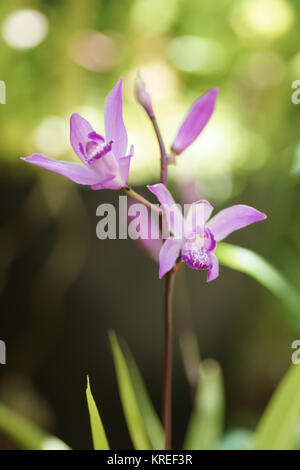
(22, 78, 266, 282)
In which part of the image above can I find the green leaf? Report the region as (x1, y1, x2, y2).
(122, 341, 164, 450)
(291, 143, 300, 176)
(183, 359, 224, 450)
(294, 420, 300, 449)
(0, 402, 70, 450)
(86, 376, 110, 450)
(253, 365, 300, 450)
(216, 429, 253, 450)
(216, 243, 300, 322)
(109, 331, 151, 450)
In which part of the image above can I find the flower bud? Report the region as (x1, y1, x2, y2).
(171, 87, 218, 155)
(135, 75, 154, 118)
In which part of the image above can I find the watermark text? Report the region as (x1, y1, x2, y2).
(0, 340, 6, 365)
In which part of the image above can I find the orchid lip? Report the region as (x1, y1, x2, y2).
(181, 248, 212, 271)
(181, 228, 216, 271)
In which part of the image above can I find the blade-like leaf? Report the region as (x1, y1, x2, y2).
(294, 420, 300, 449)
(122, 341, 164, 450)
(253, 364, 300, 450)
(109, 331, 151, 450)
(86, 376, 110, 450)
(183, 359, 224, 450)
(0, 402, 70, 450)
(216, 243, 300, 323)
(216, 429, 253, 450)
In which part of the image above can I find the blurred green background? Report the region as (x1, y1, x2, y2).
(0, 0, 300, 449)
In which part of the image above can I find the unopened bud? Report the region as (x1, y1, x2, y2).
(135, 75, 154, 118)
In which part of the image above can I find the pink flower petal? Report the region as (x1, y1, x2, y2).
(141, 237, 163, 263)
(127, 199, 163, 262)
(185, 200, 214, 236)
(206, 204, 267, 242)
(171, 87, 218, 155)
(147, 183, 176, 208)
(70, 113, 94, 162)
(158, 238, 182, 278)
(22, 154, 101, 185)
(90, 174, 116, 190)
(206, 253, 219, 282)
(104, 78, 128, 159)
(147, 183, 184, 238)
(119, 144, 134, 184)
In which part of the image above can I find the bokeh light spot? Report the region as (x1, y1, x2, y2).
(127, 61, 179, 102)
(34, 117, 69, 157)
(2, 9, 48, 50)
(131, 0, 180, 33)
(70, 30, 120, 72)
(168, 36, 227, 75)
(230, 0, 294, 39)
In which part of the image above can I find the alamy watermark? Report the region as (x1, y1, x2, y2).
(95, 196, 207, 240)
(0, 81, 6, 104)
(291, 340, 300, 365)
(291, 80, 300, 104)
(0, 340, 6, 365)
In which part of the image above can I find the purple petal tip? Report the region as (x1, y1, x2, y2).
(70, 112, 80, 122)
(171, 86, 219, 155)
(211, 87, 219, 96)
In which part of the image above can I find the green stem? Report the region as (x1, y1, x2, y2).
(122, 185, 161, 215)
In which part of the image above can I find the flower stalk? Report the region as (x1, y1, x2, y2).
(134, 76, 168, 185)
(163, 267, 175, 450)
(162, 258, 182, 449)
(142, 96, 177, 449)
(122, 185, 161, 215)
(150, 115, 168, 185)
(148, 110, 174, 449)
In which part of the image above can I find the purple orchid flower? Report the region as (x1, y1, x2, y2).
(22, 79, 133, 190)
(171, 87, 218, 155)
(148, 184, 267, 281)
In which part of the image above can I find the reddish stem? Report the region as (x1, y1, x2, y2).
(147, 109, 176, 449)
(150, 116, 168, 185)
(163, 268, 175, 449)
(149, 114, 175, 449)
